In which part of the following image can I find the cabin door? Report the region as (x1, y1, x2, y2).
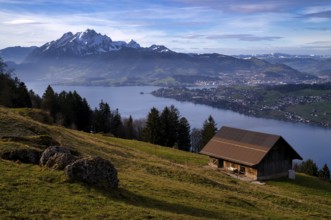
(240, 166, 246, 175)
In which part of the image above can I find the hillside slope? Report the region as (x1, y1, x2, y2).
(0, 107, 330, 219)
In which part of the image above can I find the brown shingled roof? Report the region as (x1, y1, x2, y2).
(200, 126, 302, 166)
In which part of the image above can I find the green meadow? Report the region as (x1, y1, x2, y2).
(0, 107, 330, 219)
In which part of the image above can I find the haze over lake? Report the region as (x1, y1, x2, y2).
(27, 82, 331, 167)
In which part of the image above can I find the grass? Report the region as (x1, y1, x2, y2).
(1, 107, 331, 219)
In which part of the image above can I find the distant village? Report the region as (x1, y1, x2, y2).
(193, 71, 330, 87)
(152, 84, 331, 128)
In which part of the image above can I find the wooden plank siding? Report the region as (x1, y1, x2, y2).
(256, 139, 294, 180)
(223, 160, 258, 180)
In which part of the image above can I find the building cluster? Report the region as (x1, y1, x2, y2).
(152, 86, 331, 128)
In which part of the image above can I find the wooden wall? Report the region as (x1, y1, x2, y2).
(257, 139, 293, 180)
(223, 161, 258, 180)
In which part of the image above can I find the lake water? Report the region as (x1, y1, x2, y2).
(26, 82, 331, 167)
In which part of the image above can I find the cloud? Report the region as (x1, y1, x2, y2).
(181, 34, 205, 39)
(306, 41, 331, 45)
(208, 34, 282, 41)
(303, 10, 331, 18)
(174, 0, 310, 14)
(307, 27, 331, 31)
(183, 34, 282, 42)
(228, 3, 281, 13)
(4, 19, 44, 25)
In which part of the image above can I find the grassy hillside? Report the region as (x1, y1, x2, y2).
(0, 107, 331, 219)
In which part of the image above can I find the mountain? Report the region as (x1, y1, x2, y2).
(26, 29, 141, 60)
(235, 53, 331, 77)
(0, 46, 37, 63)
(4, 29, 317, 86)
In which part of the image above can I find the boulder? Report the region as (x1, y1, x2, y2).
(45, 152, 78, 170)
(40, 146, 81, 170)
(1, 148, 41, 164)
(65, 156, 119, 189)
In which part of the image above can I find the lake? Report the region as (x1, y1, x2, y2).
(26, 82, 331, 167)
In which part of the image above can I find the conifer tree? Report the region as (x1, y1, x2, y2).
(177, 117, 191, 151)
(110, 108, 123, 137)
(159, 105, 179, 147)
(123, 115, 135, 139)
(201, 115, 217, 147)
(298, 159, 318, 176)
(191, 128, 202, 153)
(143, 107, 160, 144)
(13, 81, 32, 108)
(93, 100, 112, 133)
(42, 85, 58, 121)
(318, 164, 330, 180)
(0, 58, 32, 108)
(29, 90, 42, 108)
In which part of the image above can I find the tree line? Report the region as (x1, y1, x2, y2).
(40, 85, 219, 152)
(142, 106, 216, 151)
(294, 159, 330, 181)
(0, 58, 39, 108)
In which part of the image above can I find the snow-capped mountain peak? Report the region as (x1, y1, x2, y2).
(149, 44, 172, 53)
(38, 29, 141, 56)
(128, 40, 140, 49)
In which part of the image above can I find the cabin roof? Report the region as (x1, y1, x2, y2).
(200, 126, 302, 166)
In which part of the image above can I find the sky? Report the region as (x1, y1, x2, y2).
(1, 0, 331, 55)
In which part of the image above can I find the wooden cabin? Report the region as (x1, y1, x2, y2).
(200, 126, 302, 180)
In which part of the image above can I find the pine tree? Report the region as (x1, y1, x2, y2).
(143, 107, 160, 144)
(41, 85, 58, 121)
(79, 97, 92, 132)
(0, 58, 32, 108)
(201, 115, 217, 147)
(299, 159, 318, 176)
(70, 91, 91, 131)
(29, 90, 42, 108)
(93, 100, 112, 133)
(159, 105, 179, 147)
(191, 128, 202, 153)
(12, 81, 32, 108)
(110, 108, 123, 137)
(318, 164, 330, 180)
(177, 117, 191, 151)
(123, 115, 135, 139)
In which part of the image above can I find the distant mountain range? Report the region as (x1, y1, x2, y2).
(234, 53, 331, 76)
(0, 46, 37, 64)
(0, 29, 322, 86)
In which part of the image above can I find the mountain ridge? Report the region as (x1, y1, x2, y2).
(1, 29, 317, 86)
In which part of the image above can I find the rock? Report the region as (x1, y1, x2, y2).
(1, 148, 42, 164)
(40, 146, 73, 167)
(45, 152, 78, 170)
(65, 156, 119, 189)
(40, 146, 81, 170)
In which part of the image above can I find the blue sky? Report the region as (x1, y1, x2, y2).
(1, 0, 331, 55)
